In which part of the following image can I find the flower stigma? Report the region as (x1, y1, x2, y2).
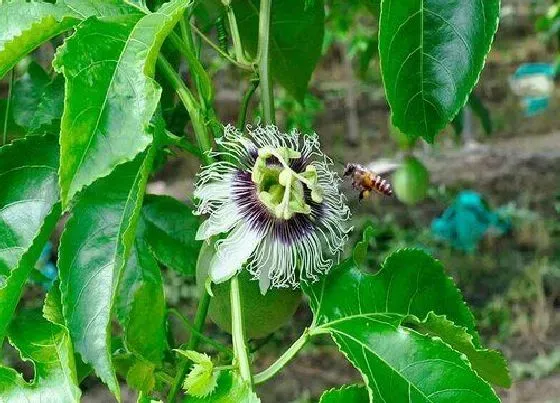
(252, 146, 323, 220)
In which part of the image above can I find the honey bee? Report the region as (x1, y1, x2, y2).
(343, 163, 393, 200)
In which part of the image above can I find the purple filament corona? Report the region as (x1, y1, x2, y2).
(231, 170, 324, 245)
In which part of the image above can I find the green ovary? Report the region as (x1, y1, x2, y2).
(251, 146, 323, 220)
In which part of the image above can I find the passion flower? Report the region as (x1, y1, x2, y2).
(194, 124, 351, 294)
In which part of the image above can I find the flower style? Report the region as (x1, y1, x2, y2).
(194, 124, 351, 294)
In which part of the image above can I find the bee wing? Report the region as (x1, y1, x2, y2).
(365, 159, 400, 176)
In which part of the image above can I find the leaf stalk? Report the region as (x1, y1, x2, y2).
(230, 275, 253, 384)
(253, 328, 310, 384)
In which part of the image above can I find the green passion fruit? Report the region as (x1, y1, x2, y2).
(393, 156, 429, 205)
(196, 242, 302, 339)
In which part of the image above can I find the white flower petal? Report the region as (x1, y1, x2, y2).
(209, 222, 262, 284)
(196, 202, 241, 240)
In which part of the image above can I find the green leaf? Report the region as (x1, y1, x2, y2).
(0, 307, 81, 402)
(233, 0, 325, 102)
(352, 225, 376, 265)
(315, 248, 480, 344)
(185, 371, 260, 403)
(0, 135, 61, 341)
(126, 360, 156, 394)
(12, 62, 65, 134)
(43, 281, 65, 326)
(178, 350, 219, 398)
(12, 62, 50, 127)
(406, 312, 511, 388)
(60, 0, 142, 18)
(54, 0, 191, 207)
(320, 384, 369, 403)
(117, 222, 167, 365)
(141, 195, 202, 275)
(0, 1, 80, 79)
(304, 249, 502, 402)
(58, 149, 155, 398)
(379, 0, 500, 142)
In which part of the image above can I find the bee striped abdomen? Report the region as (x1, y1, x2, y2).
(370, 173, 393, 196)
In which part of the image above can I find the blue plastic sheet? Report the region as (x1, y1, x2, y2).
(431, 191, 510, 252)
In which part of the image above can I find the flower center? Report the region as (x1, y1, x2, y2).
(251, 146, 323, 220)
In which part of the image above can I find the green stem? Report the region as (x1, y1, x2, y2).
(156, 56, 213, 165)
(230, 276, 252, 384)
(253, 328, 310, 384)
(2, 70, 14, 146)
(257, 0, 275, 124)
(165, 130, 202, 158)
(237, 78, 259, 130)
(167, 290, 212, 402)
(167, 308, 233, 357)
(225, 4, 246, 64)
(189, 23, 251, 70)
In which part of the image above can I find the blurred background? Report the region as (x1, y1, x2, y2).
(2, 0, 560, 402)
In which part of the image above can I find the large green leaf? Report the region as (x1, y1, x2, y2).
(12, 62, 65, 134)
(54, 0, 191, 207)
(233, 0, 325, 102)
(186, 371, 260, 403)
(311, 248, 480, 344)
(407, 312, 510, 388)
(0, 304, 81, 402)
(60, 0, 142, 18)
(0, 135, 61, 341)
(379, 0, 500, 142)
(58, 149, 155, 398)
(142, 195, 201, 275)
(0, 1, 80, 79)
(304, 249, 503, 402)
(117, 219, 167, 365)
(320, 384, 369, 403)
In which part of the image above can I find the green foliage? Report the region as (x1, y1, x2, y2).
(58, 150, 155, 398)
(319, 384, 369, 402)
(0, 136, 61, 341)
(54, 0, 188, 207)
(186, 371, 260, 403)
(0, 0, 506, 401)
(0, 293, 81, 402)
(233, 0, 325, 102)
(0, 1, 80, 79)
(379, 0, 500, 142)
(141, 195, 202, 275)
(304, 249, 509, 401)
(117, 220, 167, 365)
(12, 62, 64, 134)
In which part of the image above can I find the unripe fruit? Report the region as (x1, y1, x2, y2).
(196, 242, 302, 339)
(393, 156, 429, 205)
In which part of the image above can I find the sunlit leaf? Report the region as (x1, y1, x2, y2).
(58, 149, 155, 398)
(406, 312, 511, 388)
(379, 0, 500, 142)
(0, 135, 60, 342)
(304, 249, 502, 402)
(54, 0, 191, 207)
(185, 371, 260, 403)
(0, 1, 80, 79)
(0, 302, 80, 402)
